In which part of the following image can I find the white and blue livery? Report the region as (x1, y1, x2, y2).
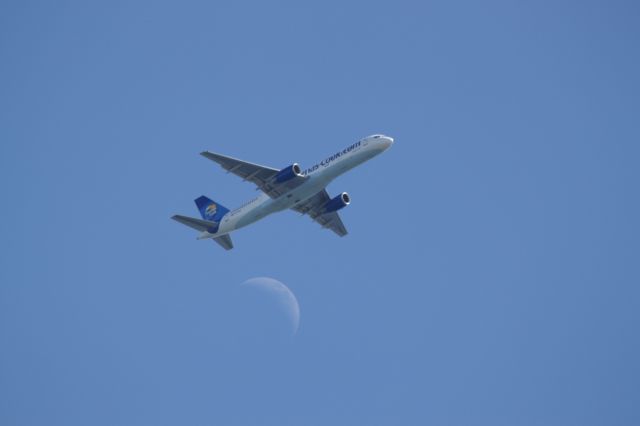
(172, 134, 394, 250)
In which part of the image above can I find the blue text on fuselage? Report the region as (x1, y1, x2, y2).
(302, 141, 361, 176)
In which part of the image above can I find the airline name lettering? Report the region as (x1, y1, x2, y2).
(302, 141, 361, 175)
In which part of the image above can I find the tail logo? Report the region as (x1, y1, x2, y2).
(205, 203, 218, 218)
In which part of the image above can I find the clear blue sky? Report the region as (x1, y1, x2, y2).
(1, 1, 639, 425)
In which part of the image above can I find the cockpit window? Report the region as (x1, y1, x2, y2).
(373, 135, 381, 139)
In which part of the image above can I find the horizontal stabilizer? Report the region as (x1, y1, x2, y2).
(213, 234, 233, 250)
(171, 215, 218, 232)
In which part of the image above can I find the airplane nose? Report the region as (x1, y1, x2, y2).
(367, 134, 394, 150)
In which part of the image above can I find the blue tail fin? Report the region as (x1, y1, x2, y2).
(195, 196, 230, 222)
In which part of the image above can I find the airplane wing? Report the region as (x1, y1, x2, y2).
(291, 189, 348, 237)
(200, 151, 307, 198)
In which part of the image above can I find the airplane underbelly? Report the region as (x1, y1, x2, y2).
(234, 200, 279, 229)
(282, 180, 327, 209)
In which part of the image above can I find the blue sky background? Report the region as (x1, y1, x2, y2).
(1, 1, 639, 425)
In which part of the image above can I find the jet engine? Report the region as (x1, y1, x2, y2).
(275, 163, 303, 183)
(324, 192, 350, 213)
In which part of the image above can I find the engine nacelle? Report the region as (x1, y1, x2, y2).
(274, 163, 303, 183)
(324, 192, 351, 213)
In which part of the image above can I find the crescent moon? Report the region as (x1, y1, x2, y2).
(241, 277, 300, 335)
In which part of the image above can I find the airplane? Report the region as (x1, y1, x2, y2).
(172, 134, 394, 250)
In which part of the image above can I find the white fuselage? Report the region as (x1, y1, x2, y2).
(200, 134, 393, 238)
